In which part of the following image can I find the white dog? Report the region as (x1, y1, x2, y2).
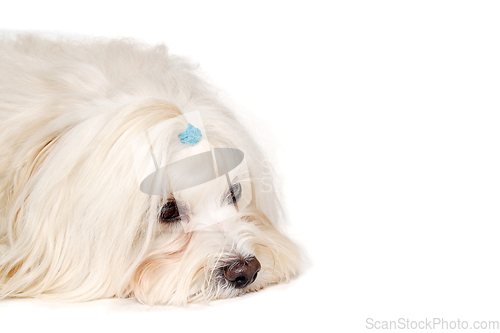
(0, 34, 300, 305)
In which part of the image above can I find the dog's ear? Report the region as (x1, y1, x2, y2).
(2, 130, 61, 229)
(0, 129, 62, 288)
(17, 136, 59, 193)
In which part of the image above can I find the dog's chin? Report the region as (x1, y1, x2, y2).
(129, 211, 300, 306)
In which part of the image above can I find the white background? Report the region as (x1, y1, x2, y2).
(1, 1, 500, 332)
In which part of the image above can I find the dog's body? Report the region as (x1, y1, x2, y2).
(0, 35, 299, 305)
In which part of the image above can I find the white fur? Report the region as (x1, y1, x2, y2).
(0, 34, 300, 305)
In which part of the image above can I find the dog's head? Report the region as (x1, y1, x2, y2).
(124, 107, 300, 305)
(1, 100, 300, 305)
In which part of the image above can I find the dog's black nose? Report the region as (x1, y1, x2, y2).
(223, 257, 261, 289)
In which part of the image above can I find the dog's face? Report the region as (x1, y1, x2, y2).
(0, 36, 300, 305)
(131, 172, 297, 305)
(126, 111, 300, 305)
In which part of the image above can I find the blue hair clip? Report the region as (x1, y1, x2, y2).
(178, 123, 202, 145)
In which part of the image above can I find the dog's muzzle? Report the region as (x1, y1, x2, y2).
(223, 257, 261, 289)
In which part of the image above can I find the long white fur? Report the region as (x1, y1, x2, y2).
(0, 34, 300, 305)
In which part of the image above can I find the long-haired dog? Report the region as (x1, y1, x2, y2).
(0, 34, 300, 305)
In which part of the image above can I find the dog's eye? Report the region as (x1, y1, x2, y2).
(224, 183, 242, 205)
(159, 200, 180, 223)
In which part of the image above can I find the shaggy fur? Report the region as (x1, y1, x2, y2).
(0, 34, 300, 305)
